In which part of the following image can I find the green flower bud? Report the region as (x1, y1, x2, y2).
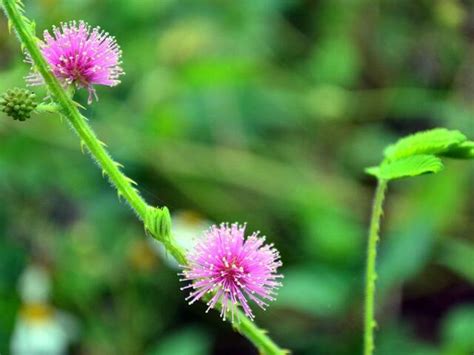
(145, 206, 172, 242)
(0, 88, 38, 121)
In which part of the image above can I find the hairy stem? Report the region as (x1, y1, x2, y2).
(237, 314, 286, 354)
(1, 1, 285, 353)
(364, 179, 387, 355)
(2, 1, 147, 217)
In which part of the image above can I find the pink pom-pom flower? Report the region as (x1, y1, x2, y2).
(26, 21, 123, 103)
(180, 223, 283, 321)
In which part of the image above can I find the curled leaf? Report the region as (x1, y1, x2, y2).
(144, 206, 172, 243)
(384, 128, 466, 161)
(366, 155, 444, 180)
(439, 141, 474, 159)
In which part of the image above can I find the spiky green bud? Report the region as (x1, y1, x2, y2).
(0, 88, 38, 121)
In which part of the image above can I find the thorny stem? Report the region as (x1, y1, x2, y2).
(1, 1, 286, 353)
(363, 179, 387, 355)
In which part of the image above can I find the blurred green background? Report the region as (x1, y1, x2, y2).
(1, 0, 473, 354)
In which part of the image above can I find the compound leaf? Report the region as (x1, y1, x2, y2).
(366, 155, 444, 180)
(439, 140, 474, 159)
(384, 128, 466, 161)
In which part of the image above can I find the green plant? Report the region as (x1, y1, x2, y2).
(363, 128, 474, 355)
(2, 0, 473, 353)
(0, 0, 286, 353)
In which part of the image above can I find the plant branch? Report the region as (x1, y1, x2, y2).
(363, 179, 387, 355)
(1, 1, 286, 353)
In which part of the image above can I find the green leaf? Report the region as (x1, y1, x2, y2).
(366, 155, 444, 180)
(276, 266, 353, 317)
(439, 140, 474, 159)
(15, 0, 25, 11)
(384, 128, 466, 161)
(438, 239, 474, 283)
(147, 327, 211, 355)
(441, 305, 474, 353)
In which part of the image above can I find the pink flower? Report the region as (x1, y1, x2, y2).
(26, 21, 123, 103)
(180, 223, 283, 321)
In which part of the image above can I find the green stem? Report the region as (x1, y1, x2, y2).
(364, 179, 387, 355)
(237, 312, 287, 354)
(2, 1, 147, 217)
(1, 1, 285, 353)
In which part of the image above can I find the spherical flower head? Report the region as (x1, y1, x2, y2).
(180, 223, 283, 321)
(0, 88, 38, 121)
(26, 21, 123, 103)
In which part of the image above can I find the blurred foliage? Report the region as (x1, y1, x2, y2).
(0, 0, 473, 354)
